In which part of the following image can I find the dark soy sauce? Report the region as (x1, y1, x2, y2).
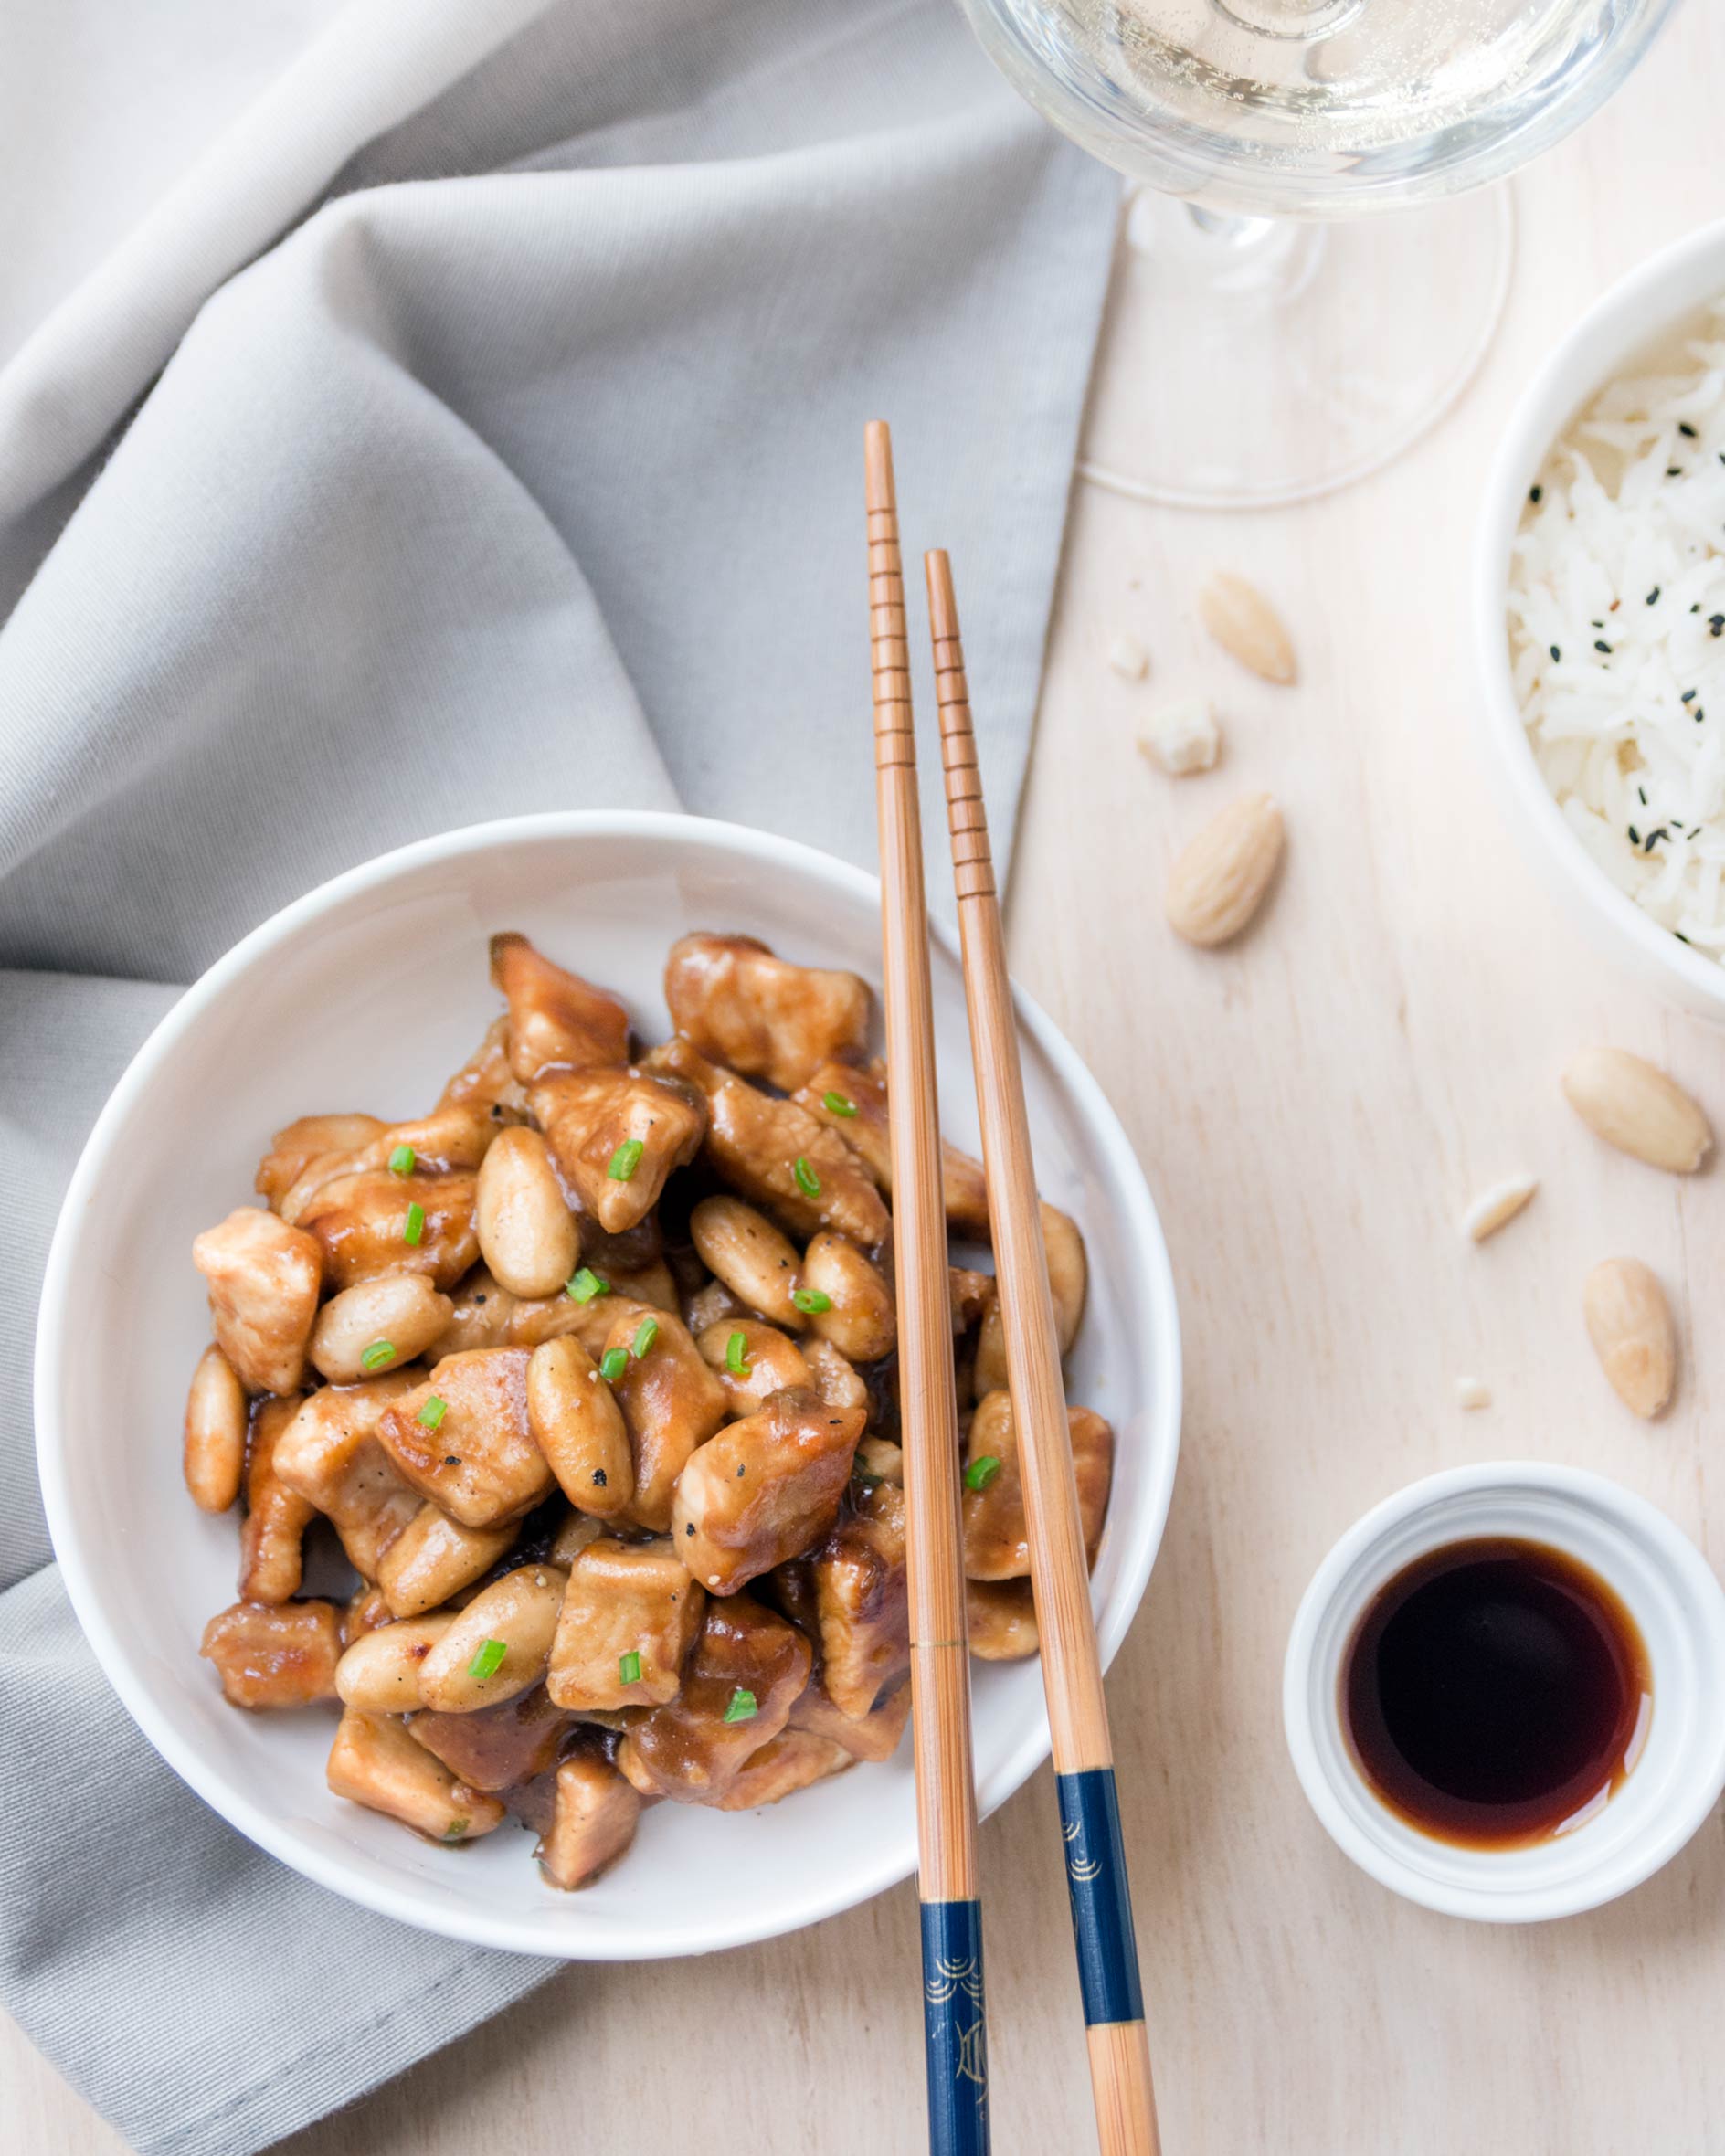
(1342, 1537, 1651, 1849)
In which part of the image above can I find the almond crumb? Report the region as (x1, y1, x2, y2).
(1461, 1173, 1537, 1242)
(1455, 1377, 1491, 1411)
(1139, 696, 1221, 776)
(1107, 635, 1149, 681)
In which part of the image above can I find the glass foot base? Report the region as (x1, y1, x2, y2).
(1079, 185, 1515, 510)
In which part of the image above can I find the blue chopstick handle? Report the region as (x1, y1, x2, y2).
(919, 1897, 991, 2156)
(1056, 1767, 1146, 2028)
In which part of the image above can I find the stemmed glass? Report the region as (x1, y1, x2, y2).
(956, 0, 1683, 507)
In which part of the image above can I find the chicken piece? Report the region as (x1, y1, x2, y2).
(604, 1307, 727, 1532)
(428, 1264, 520, 1355)
(334, 1613, 458, 1711)
(672, 1387, 865, 1596)
(974, 1203, 1088, 1388)
(960, 1391, 1113, 1582)
(800, 1233, 895, 1363)
(256, 1114, 386, 1210)
(376, 1501, 518, 1619)
(966, 1578, 1039, 1661)
(644, 1039, 889, 1247)
(549, 1507, 606, 1568)
(418, 1562, 567, 1712)
(689, 1196, 807, 1330)
(375, 1348, 553, 1527)
(275, 1104, 498, 1224)
(490, 932, 631, 1081)
(664, 933, 871, 1094)
(713, 1730, 854, 1811)
(547, 1537, 705, 1711)
(696, 1317, 811, 1418)
(184, 1342, 248, 1513)
(684, 1275, 744, 1337)
(273, 1373, 422, 1580)
(200, 1599, 342, 1710)
(439, 1015, 531, 1120)
(532, 1068, 705, 1238)
(192, 1208, 323, 1395)
(326, 1708, 505, 1844)
(537, 1749, 643, 1888)
(802, 1337, 870, 1414)
(526, 1336, 634, 1517)
(410, 1683, 574, 1791)
(301, 1168, 481, 1293)
(793, 1060, 992, 1240)
(791, 1475, 909, 1720)
(238, 1393, 314, 1603)
(618, 1592, 812, 1804)
(788, 1674, 910, 1763)
(343, 1583, 395, 1644)
(948, 1267, 992, 1332)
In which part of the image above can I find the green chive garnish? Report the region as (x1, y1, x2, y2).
(388, 1143, 416, 1177)
(619, 1650, 642, 1686)
(417, 1395, 448, 1431)
(566, 1267, 610, 1304)
(632, 1316, 659, 1358)
(608, 1138, 645, 1182)
(790, 1287, 831, 1315)
(965, 1454, 1002, 1492)
(599, 1347, 629, 1384)
(468, 1638, 506, 1682)
(852, 1457, 883, 1489)
(792, 1155, 820, 1197)
(360, 1339, 396, 1371)
(403, 1200, 426, 1246)
(443, 1816, 470, 1841)
(725, 1328, 751, 1377)
(723, 1686, 758, 1724)
(822, 1091, 857, 1117)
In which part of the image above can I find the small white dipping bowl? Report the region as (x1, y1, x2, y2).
(1284, 1463, 1725, 1923)
(1475, 216, 1725, 1022)
(35, 810, 1180, 1960)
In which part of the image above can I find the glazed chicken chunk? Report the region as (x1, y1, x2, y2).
(187, 925, 1110, 1886)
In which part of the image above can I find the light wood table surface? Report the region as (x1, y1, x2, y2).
(9, 9, 1725, 2150)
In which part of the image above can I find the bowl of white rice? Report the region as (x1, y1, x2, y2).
(1476, 218, 1725, 1020)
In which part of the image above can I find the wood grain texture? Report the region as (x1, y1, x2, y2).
(867, 424, 983, 1911)
(8, 15, 1725, 2151)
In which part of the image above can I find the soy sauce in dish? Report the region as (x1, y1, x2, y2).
(1342, 1537, 1651, 1849)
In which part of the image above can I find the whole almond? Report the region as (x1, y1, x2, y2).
(1582, 1258, 1675, 1417)
(1560, 1047, 1712, 1172)
(1166, 793, 1285, 946)
(1198, 572, 1296, 684)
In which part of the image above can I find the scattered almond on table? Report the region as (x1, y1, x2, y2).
(1165, 792, 1284, 946)
(1198, 571, 1296, 685)
(1455, 1377, 1492, 1411)
(1138, 696, 1221, 776)
(1560, 1047, 1711, 1172)
(1460, 1172, 1538, 1243)
(1582, 1257, 1676, 1419)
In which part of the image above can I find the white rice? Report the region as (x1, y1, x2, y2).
(1508, 299, 1725, 958)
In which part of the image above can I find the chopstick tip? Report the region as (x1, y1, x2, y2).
(864, 420, 895, 512)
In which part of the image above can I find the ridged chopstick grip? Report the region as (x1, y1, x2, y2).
(866, 428, 991, 2156)
(927, 548, 1159, 2156)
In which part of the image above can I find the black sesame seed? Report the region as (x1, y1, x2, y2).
(1692, 604, 1702, 614)
(1595, 639, 1613, 654)
(1682, 690, 1697, 703)
(1550, 644, 1562, 662)
(684, 1523, 694, 1536)
(1629, 826, 1642, 845)
(1591, 619, 1604, 629)
(473, 1293, 487, 1304)
(1639, 787, 1648, 805)
(1680, 422, 1699, 439)
(1667, 466, 1684, 478)
(1697, 709, 1707, 723)
(1645, 828, 1668, 851)
(443, 1454, 461, 1467)
(1529, 484, 1542, 502)
(592, 1468, 607, 1486)
(1677, 932, 1694, 946)
(1647, 587, 1662, 605)
(1710, 616, 1725, 636)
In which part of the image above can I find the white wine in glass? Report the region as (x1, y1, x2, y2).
(958, 0, 1682, 505)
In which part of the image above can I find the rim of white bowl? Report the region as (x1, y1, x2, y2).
(1283, 1461, 1725, 1923)
(1474, 215, 1725, 1019)
(34, 808, 1182, 1960)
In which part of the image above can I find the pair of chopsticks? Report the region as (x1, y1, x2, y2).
(865, 421, 1161, 2156)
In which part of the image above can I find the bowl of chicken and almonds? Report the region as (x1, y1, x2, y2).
(37, 812, 1180, 1959)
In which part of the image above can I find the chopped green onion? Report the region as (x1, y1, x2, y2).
(443, 1816, 470, 1842)
(722, 1686, 758, 1725)
(965, 1454, 1002, 1493)
(790, 1287, 831, 1315)
(725, 1328, 751, 1377)
(852, 1457, 883, 1489)
(599, 1348, 629, 1384)
(565, 1267, 610, 1304)
(792, 1155, 820, 1197)
(417, 1395, 448, 1431)
(360, 1339, 396, 1371)
(388, 1143, 417, 1177)
(632, 1316, 659, 1358)
(403, 1200, 426, 1246)
(822, 1091, 857, 1118)
(619, 1650, 642, 1686)
(608, 1138, 645, 1182)
(468, 1638, 506, 1682)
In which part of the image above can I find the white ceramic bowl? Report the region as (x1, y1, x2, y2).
(1284, 1463, 1725, 1923)
(35, 810, 1180, 1960)
(1475, 217, 1725, 1022)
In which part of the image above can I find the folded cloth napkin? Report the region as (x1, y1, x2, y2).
(0, 2, 1117, 2149)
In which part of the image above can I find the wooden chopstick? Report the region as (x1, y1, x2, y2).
(926, 547, 1162, 2156)
(865, 423, 992, 2156)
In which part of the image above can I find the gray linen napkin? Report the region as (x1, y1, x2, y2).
(0, 3, 1117, 2149)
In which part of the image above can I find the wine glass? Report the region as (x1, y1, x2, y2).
(956, 0, 1683, 506)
